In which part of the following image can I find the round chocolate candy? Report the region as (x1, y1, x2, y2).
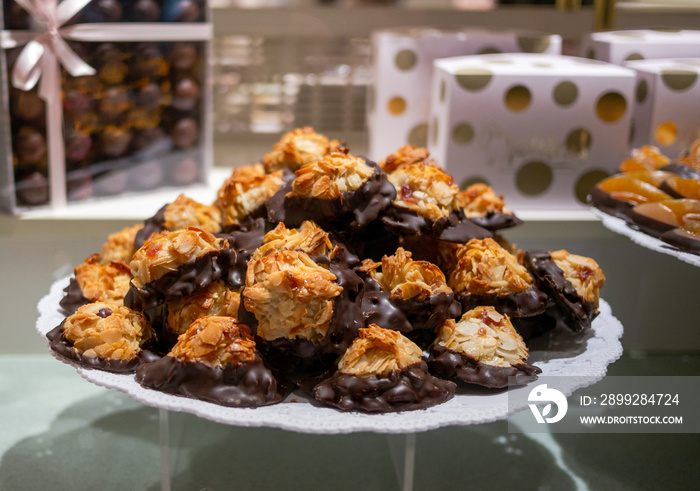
(99, 88, 131, 123)
(133, 127, 166, 152)
(128, 159, 164, 191)
(63, 90, 92, 118)
(132, 0, 161, 22)
(94, 168, 129, 196)
(172, 78, 200, 111)
(170, 157, 200, 186)
(163, 0, 201, 22)
(15, 127, 47, 164)
(12, 89, 45, 122)
(171, 118, 199, 149)
(65, 128, 93, 163)
(15, 171, 50, 206)
(98, 60, 129, 85)
(100, 126, 132, 158)
(169, 43, 198, 72)
(136, 83, 162, 112)
(84, 0, 123, 22)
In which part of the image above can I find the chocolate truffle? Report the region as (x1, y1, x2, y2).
(171, 118, 199, 149)
(99, 126, 132, 158)
(169, 43, 198, 72)
(172, 78, 200, 111)
(15, 127, 47, 164)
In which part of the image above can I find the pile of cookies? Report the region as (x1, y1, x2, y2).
(47, 127, 606, 413)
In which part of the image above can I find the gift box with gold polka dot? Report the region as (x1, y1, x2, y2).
(626, 58, 700, 158)
(583, 30, 700, 66)
(367, 28, 561, 162)
(428, 54, 636, 210)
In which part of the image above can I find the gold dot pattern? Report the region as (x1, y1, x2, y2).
(516, 161, 552, 196)
(440, 80, 446, 102)
(460, 176, 490, 189)
(388, 96, 406, 115)
(636, 79, 648, 104)
(655, 121, 678, 146)
(575, 169, 610, 204)
(661, 70, 698, 91)
(553, 81, 578, 106)
(566, 128, 592, 155)
(455, 68, 493, 92)
(516, 36, 551, 53)
(624, 53, 644, 62)
(452, 123, 475, 145)
(432, 117, 439, 146)
(408, 123, 428, 147)
(478, 46, 502, 55)
(505, 85, 531, 112)
(595, 92, 627, 123)
(395, 49, 417, 71)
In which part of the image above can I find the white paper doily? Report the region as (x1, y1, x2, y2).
(592, 208, 700, 268)
(37, 276, 623, 434)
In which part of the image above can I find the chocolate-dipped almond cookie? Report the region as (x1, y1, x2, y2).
(311, 325, 456, 413)
(448, 238, 547, 321)
(136, 317, 290, 407)
(456, 183, 522, 232)
(262, 126, 343, 173)
(428, 307, 540, 388)
(135, 194, 222, 249)
(60, 254, 132, 316)
(48, 301, 154, 373)
(268, 149, 396, 231)
(125, 228, 237, 311)
(522, 250, 605, 332)
(382, 162, 491, 243)
(358, 247, 460, 346)
(100, 224, 143, 265)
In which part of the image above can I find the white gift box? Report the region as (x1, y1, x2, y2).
(626, 58, 700, 157)
(429, 54, 636, 210)
(367, 28, 562, 162)
(583, 30, 700, 66)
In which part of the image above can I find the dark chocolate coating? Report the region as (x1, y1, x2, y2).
(310, 362, 456, 413)
(521, 250, 598, 332)
(124, 248, 239, 311)
(456, 286, 547, 320)
(59, 278, 90, 316)
(382, 205, 492, 243)
(135, 353, 291, 407)
(661, 163, 700, 181)
(215, 218, 267, 288)
(428, 344, 540, 389)
(134, 203, 168, 249)
(268, 161, 396, 231)
(660, 227, 700, 256)
(627, 206, 677, 238)
(359, 275, 460, 334)
(468, 211, 523, 232)
(587, 185, 635, 219)
(47, 321, 143, 374)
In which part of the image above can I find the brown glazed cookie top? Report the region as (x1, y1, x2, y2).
(62, 301, 153, 361)
(337, 324, 423, 377)
(162, 194, 222, 234)
(252, 221, 333, 261)
(359, 247, 452, 302)
(243, 249, 343, 342)
(100, 224, 143, 264)
(263, 126, 341, 173)
(75, 254, 132, 304)
(387, 163, 459, 220)
(435, 306, 529, 368)
(166, 281, 241, 336)
(214, 164, 285, 229)
(291, 151, 374, 200)
(378, 145, 440, 173)
(168, 316, 257, 369)
(549, 250, 605, 306)
(449, 238, 533, 296)
(130, 228, 223, 288)
(456, 183, 512, 218)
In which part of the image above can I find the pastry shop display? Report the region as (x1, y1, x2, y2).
(521, 250, 606, 333)
(428, 307, 540, 389)
(309, 325, 456, 413)
(46, 126, 613, 414)
(589, 139, 700, 257)
(47, 301, 154, 373)
(135, 316, 291, 407)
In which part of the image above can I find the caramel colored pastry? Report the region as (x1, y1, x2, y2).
(166, 282, 241, 337)
(60, 254, 132, 315)
(262, 126, 341, 173)
(100, 224, 143, 264)
(252, 221, 333, 261)
(659, 175, 700, 200)
(522, 250, 605, 332)
(382, 163, 491, 243)
(136, 317, 291, 407)
(378, 145, 439, 173)
(47, 301, 153, 373)
(428, 307, 540, 388)
(449, 238, 547, 318)
(243, 249, 342, 343)
(618, 145, 670, 172)
(215, 164, 285, 230)
(292, 151, 374, 200)
(456, 183, 522, 231)
(588, 174, 671, 218)
(310, 325, 456, 412)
